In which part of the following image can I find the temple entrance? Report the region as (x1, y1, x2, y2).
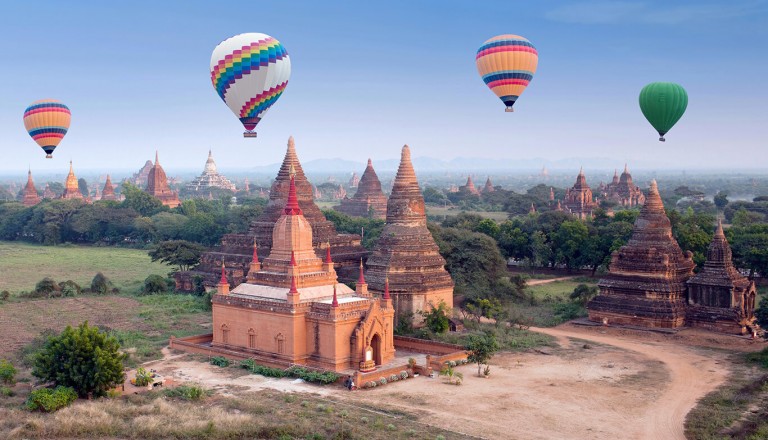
(371, 333, 382, 365)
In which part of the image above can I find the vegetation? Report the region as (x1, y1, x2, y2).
(420, 300, 451, 334)
(133, 367, 152, 387)
(90, 272, 113, 294)
(142, 274, 168, 294)
(25, 386, 77, 412)
(322, 209, 384, 249)
(465, 332, 500, 377)
(0, 360, 16, 385)
(210, 356, 230, 367)
(238, 360, 340, 384)
(32, 322, 126, 398)
(163, 384, 209, 401)
(148, 240, 205, 272)
(439, 364, 463, 385)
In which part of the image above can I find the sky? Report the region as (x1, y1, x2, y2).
(1, 0, 767, 174)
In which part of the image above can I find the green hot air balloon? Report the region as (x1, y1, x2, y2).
(639, 82, 688, 142)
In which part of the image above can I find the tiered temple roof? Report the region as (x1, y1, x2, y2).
(335, 159, 388, 219)
(21, 169, 41, 207)
(601, 164, 646, 207)
(686, 221, 757, 333)
(185, 150, 236, 192)
(460, 175, 481, 195)
(147, 152, 180, 208)
(564, 168, 599, 219)
(365, 145, 454, 321)
(349, 172, 359, 188)
(101, 175, 118, 201)
(42, 183, 56, 200)
(127, 160, 154, 188)
(483, 177, 494, 193)
(61, 161, 84, 200)
(588, 180, 695, 328)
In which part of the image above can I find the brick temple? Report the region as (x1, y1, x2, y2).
(21, 169, 40, 207)
(211, 169, 395, 372)
(563, 168, 599, 219)
(335, 159, 388, 219)
(588, 180, 695, 328)
(482, 177, 495, 193)
(686, 221, 757, 333)
(61, 161, 85, 200)
(146, 152, 180, 208)
(175, 137, 367, 291)
(101, 175, 118, 201)
(459, 175, 481, 196)
(598, 164, 646, 207)
(365, 145, 454, 323)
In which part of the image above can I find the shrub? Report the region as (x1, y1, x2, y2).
(34, 277, 61, 298)
(420, 301, 451, 334)
(0, 290, 10, 301)
(26, 386, 77, 412)
(133, 367, 152, 387)
(90, 272, 112, 294)
(142, 274, 167, 294)
(400, 371, 409, 380)
(1, 386, 14, 397)
(163, 384, 207, 400)
(58, 280, 81, 297)
(387, 424, 396, 431)
(378, 378, 387, 386)
(389, 374, 399, 382)
(0, 359, 17, 385)
(210, 356, 230, 367)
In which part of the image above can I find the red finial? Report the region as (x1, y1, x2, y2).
(289, 272, 298, 294)
(332, 284, 339, 307)
(283, 169, 303, 215)
(219, 262, 227, 284)
(290, 250, 296, 267)
(252, 241, 259, 263)
(383, 276, 390, 299)
(325, 244, 332, 264)
(358, 259, 366, 284)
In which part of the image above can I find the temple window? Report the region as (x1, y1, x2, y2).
(248, 328, 256, 349)
(221, 324, 230, 344)
(276, 333, 285, 354)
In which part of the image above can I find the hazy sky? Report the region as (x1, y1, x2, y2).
(1, 0, 767, 173)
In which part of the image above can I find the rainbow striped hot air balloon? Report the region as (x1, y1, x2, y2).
(476, 35, 538, 112)
(23, 99, 71, 158)
(210, 33, 291, 138)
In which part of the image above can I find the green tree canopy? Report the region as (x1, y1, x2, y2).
(148, 240, 205, 272)
(466, 331, 500, 377)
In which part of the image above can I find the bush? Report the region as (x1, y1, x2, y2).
(34, 277, 61, 298)
(142, 274, 168, 294)
(286, 366, 340, 385)
(134, 367, 152, 387)
(163, 384, 207, 401)
(0, 290, 9, 301)
(26, 386, 77, 412)
(0, 359, 16, 385)
(90, 272, 112, 294)
(210, 356, 230, 367)
(1, 386, 14, 397)
(421, 301, 451, 334)
(58, 280, 81, 297)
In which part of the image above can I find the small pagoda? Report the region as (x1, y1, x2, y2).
(101, 175, 118, 201)
(146, 152, 180, 208)
(686, 221, 757, 334)
(185, 150, 236, 193)
(460, 175, 481, 196)
(335, 159, 388, 219)
(61, 161, 84, 200)
(21, 169, 41, 207)
(563, 168, 599, 219)
(366, 145, 454, 324)
(482, 177, 495, 193)
(588, 180, 695, 328)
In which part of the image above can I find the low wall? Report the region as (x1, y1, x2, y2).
(169, 334, 290, 369)
(393, 335, 464, 355)
(354, 363, 411, 388)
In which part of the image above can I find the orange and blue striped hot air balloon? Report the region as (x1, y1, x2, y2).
(210, 33, 291, 138)
(476, 35, 538, 112)
(23, 99, 71, 158)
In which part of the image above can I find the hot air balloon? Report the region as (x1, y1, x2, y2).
(210, 33, 291, 138)
(476, 35, 538, 112)
(639, 82, 688, 142)
(23, 99, 71, 158)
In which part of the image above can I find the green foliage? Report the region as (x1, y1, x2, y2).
(394, 312, 415, 335)
(422, 186, 448, 205)
(148, 240, 205, 272)
(551, 302, 586, 322)
(25, 386, 77, 412)
(32, 321, 126, 398)
(90, 272, 113, 294)
(714, 191, 729, 209)
(438, 364, 463, 385)
(755, 296, 768, 329)
(420, 301, 451, 334)
(464, 297, 505, 323)
(210, 356, 230, 367)
(238, 360, 339, 384)
(142, 274, 168, 294)
(0, 290, 9, 301)
(121, 182, 166, 217)
(58, 280, 81, 296)
(745, 348, 768, 369)
(134, 367, 152, 387)
(35, 277, 61, 297)
(322, 209, 384, 249)
(163, 384, 208, 401)
(569, 284, 599, 306)
(0, 359, 17, 385)
(466, 331, 500, 377)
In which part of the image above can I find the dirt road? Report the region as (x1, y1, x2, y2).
(533, 326, 729, 440)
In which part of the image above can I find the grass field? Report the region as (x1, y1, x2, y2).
(425, 205, 510, 222)
(526, 278, 597, 301)
(0, 241, 171, 295)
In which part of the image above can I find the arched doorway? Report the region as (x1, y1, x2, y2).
(371, 333, 382, 366)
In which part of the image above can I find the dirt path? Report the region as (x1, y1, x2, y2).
(526, 276, 576, 286)
(532, 325, 729, 440)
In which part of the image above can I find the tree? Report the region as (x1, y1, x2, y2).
(714, 191, 729, 210)
(90, 272, 112, 294)
(32, 322, 126, 398)
(421, 301, 451, 334)
(0, 359, 16, 385)
(148, 240, 205, 271)
(77, 178, 89, 198)
(569, 284, 598, 306)
(121, 182, 166, 217)
(466, 332, 500, 377)
(35, 277, 61, 297)
(143, 274, 168, 294)
(422, 186, 448, 205)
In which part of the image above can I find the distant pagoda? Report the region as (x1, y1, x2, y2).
(601, 164, 646, 207)
(563, 168, 599, 219)
(588, 180, 695, 328)
(365, 145, 454, 323)
(146, 152, 180, 208)
(21, 169, 41, 207)
(460, 175, 481, 195)
(686, 221, 757, 334)
(185, 150, 236, 193)
(127, 160, 154, 188)
(101, 175, 118, 201)
(482, 177, 495, 193)
(349, 172, 360, 188)
(335, 159, 388, 219)
(42, 183, 56, 200)
(61, 161, 84, 200)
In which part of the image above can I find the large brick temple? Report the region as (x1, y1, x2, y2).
(563, 168, 599, 219)
(211, 170, 395, 372)
(598, 164, 646, 207)
(365, 145, 454, 323)
(21, 169, 40, 207)
(146, 152, 180, 208)
(588, 180, 757, 334)
(175, 137, 367, 291)
(335, 159, 388, 219)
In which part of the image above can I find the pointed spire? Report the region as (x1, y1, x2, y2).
(383, 276, 391, 299)
(290, 250, 296, 267)
(331, 284, 339, 307)
(208, 149, 212, 158)
(289, 271, 299, 294)
(715, 219, 725, 238)
(219, 262, 227, 284)
(252, 241, 259, 263)
(325, 243, 332, 263)
(578, 166, 584, 176)
(367, 158, 372, 167)
(155, 151, 159, 165)
(283, 172, 303, 215)
(624, 163, 629, 174)
(358, 259, 366, 284)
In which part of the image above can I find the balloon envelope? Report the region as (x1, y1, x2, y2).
(639, 82, 688, 141)
(210, 33, 291, 136)
(23, 99, 71, 158)
(476, 35, 538, 112)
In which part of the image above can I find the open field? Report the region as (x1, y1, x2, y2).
(0, 241, 171, 295)
(526, 277, 597, 300)
(425, 205, 510, 221)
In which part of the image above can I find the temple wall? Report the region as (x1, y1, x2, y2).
(212, 303, 305, 361)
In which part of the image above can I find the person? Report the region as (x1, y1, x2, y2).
(349, 379, 355, 391)
(344, 376, 352, 390)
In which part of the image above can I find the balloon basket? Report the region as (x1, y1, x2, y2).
(659, 137, 666, 142)
(45, 154, 53, 159)
(243, 131, 258, 138)
(505, 107, 514, 113)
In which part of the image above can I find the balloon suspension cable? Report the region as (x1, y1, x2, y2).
(243, 131, 258, 138)
(505, 106, 515, 113)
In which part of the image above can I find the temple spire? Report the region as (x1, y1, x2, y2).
(358, 259, 366, 284)
(155, 151, 159, 165)
(283, 171, 302, 215)
(252, 241, 259, 263)
(331, 284, 339, 307)
(325, 244, 332, 263)
(715, 219, 725, 238)
(383, 277, 390, 299)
